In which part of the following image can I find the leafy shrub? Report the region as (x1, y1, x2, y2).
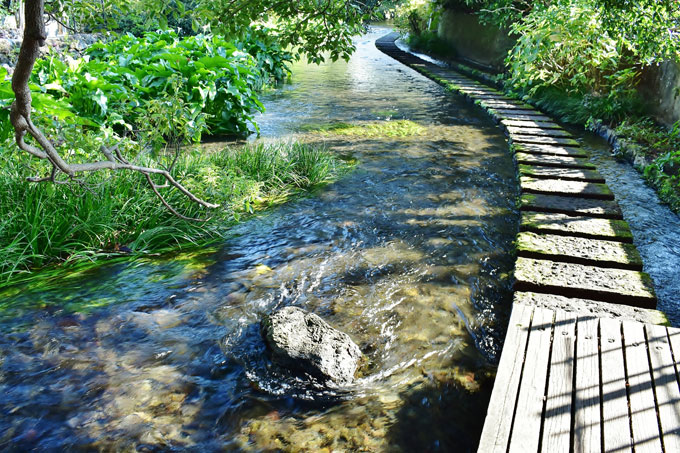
(235, 27, 293, 88)
(33, 31, 268, 137)
(394, 0, 441, 36)
(505, 0, 645, 123)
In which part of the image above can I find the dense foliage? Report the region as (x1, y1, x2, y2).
(506, 0, 643, 123)
(44, 0, 381, 64)
(397, 0, 680, 210)
(30, 30, 290, 138)
(399, 0, 679, 122)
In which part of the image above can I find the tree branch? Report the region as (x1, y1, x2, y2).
(10, 0, 219, 220)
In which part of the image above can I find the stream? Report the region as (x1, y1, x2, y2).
(2, 25, 677, 452)
(0, 26, 518, 451)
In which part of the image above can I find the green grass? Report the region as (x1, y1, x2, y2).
(0, 141, 351, 285)
(301, 120, 426, 137)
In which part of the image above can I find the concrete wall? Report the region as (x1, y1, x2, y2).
(639, 61, 680, 127)
(436, 9, 515, 71)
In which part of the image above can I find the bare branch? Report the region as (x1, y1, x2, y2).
(10, 0, 220, 221)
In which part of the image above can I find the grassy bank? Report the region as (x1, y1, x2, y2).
(0, 141, 350, 285)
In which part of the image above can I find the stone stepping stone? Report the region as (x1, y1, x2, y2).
(505, 126, 573, 138)
(513, 257, 656, 308)
(519, 165, 604, 183)
(435, 73, 475, 80)
(475, 94, 515, 101)
(515, 152, 596, 169)
(513, 143, 588, 157)
(516, 232, 643, 270)
(513, 292, 666, 324)
(521, 212, 633, 242)
(488, 108, 544, 116)
(446, 83, 491, 91)
(501, 119, 564, 130)
(491, 112, 555, 122)
(511, 135, 580, 147)
(478, 99, 535, 110)
(450, 82, 489, 90)
(520, 193, 622, 218)
(520, 176, 614, 200)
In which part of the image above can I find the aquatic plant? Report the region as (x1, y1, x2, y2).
(0, 141, 350, 284)
(304, 120, 426, 138)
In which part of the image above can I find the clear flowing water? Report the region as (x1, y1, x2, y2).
(582, 135, 680, 326)
(0, 27, 520, 451)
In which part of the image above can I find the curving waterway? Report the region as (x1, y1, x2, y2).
(1, 26, 519, 451)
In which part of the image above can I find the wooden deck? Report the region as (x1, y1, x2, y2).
(479, 303, 680, 453)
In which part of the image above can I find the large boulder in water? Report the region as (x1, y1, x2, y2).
(261, 306, 362, 386)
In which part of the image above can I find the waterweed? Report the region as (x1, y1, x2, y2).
(302, 120, 426, 138)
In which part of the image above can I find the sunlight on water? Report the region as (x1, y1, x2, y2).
(0, 26, 519, 452)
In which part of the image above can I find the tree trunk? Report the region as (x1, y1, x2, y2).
(10, 0, 218, 220)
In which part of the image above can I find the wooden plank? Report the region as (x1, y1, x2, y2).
(622, 320, 663, 452)
(509, 306, 555, 453)
(573, 316, 601, 452)
(645, 324, 680, 451)
(478, 304, 533, 452)
(514, 292, 668, 325)
(668, 327, 680, 389)
(600, 317, 633, 452)
(541, 310, 577, 453)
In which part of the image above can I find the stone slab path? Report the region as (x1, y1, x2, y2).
(375, 32, 677, 453)
(375, 32, 656, 310)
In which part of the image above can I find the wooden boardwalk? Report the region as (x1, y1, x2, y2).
(479, 303, 680, 453)
(374, 33, 680, 452)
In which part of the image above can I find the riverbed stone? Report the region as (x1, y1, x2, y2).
(521, 212, 633, 241)
(515, 152, 596, 169)
(513, 257, 656, 308)
(505, 126, 573, 138)
(518, 165, 604, 182)
(261, 306, 362, 386)
(520, 193, 622, 218)
(511, 135, 580, 147)
(520, 176, 614, 200)
(514, 292, 666, 324)
(516, 232, 643, 269)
